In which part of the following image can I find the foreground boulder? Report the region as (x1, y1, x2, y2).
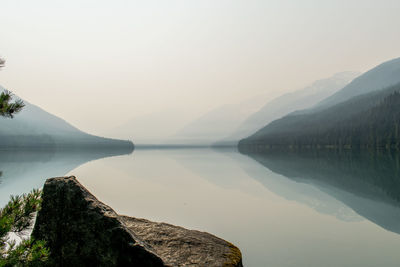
(121, 217, 242, 267)
(32, 176, 243, 267)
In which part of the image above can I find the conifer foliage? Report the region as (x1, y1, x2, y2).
(0, 58, 24, 118)
(0, 90, 24, 119)
(0, 190, 49, 266)
(0, 58, 49, 266)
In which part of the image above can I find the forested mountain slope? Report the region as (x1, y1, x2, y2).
(316, 57, 400, 109)
(0, 86, 133, 149)
(221, 71, 359, 143)
(239, 83, 400, 150)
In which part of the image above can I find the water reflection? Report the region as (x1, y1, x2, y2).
(54, 147, 400, 267)
(2, 146, 400, 266)
(0, 147, 133, 206)
(241, 150, 400, 234)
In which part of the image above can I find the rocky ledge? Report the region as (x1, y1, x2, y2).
(32, 176, 243, 267)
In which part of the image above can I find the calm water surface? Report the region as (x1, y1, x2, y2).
(1, 148, 400, 267)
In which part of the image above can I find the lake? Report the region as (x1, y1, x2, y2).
(1, 147, 400, 267)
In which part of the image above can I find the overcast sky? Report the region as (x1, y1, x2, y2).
(1, 0, 400, 135)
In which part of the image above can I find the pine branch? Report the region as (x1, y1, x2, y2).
(0, 190, 49, 266)
(0, 58, 25, 118)
(0, 90, 25, 118)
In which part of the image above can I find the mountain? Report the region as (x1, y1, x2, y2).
(239, 83, 400, 150)
(239, 57, 400, 151)
(0, 86, 133, 149)
(217, 71, 360, 145)
(106, 109, 198, 145)
(316, 57, 400, 109)
(170, 95, 268, 145)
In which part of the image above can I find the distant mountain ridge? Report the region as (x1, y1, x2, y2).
(316, 57, 400, 109)
(215, 71, 360, 146)
(239, 57, 400, 150)
(240, 83, 400, 150)
(169, 95, 268, 145)
(0, 86, 133, 149)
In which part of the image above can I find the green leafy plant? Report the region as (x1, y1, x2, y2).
(0, 190, 49, 267)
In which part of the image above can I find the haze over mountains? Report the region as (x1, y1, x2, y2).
(317, 57, 400, 109)
(4, 56, 400, 150)
(219, 71, 360, 144)
(171, 95, 268, 145)
(171, 72, 359, 146)
(0, 86, 133, 149)
(106, 109, 195, 145)
(106, 95, 268, 145)
(239, 57, 400, 150)
(109, 72, 358, 146)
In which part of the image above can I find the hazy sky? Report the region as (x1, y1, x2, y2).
(1, 0, 400, 135)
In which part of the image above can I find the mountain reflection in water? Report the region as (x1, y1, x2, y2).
(241, 149, 400, 235)
(0, 147, 133, 206)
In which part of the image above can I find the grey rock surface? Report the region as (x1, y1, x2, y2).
(121, 216, 243, 267)
(33, 176, 243, 267)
